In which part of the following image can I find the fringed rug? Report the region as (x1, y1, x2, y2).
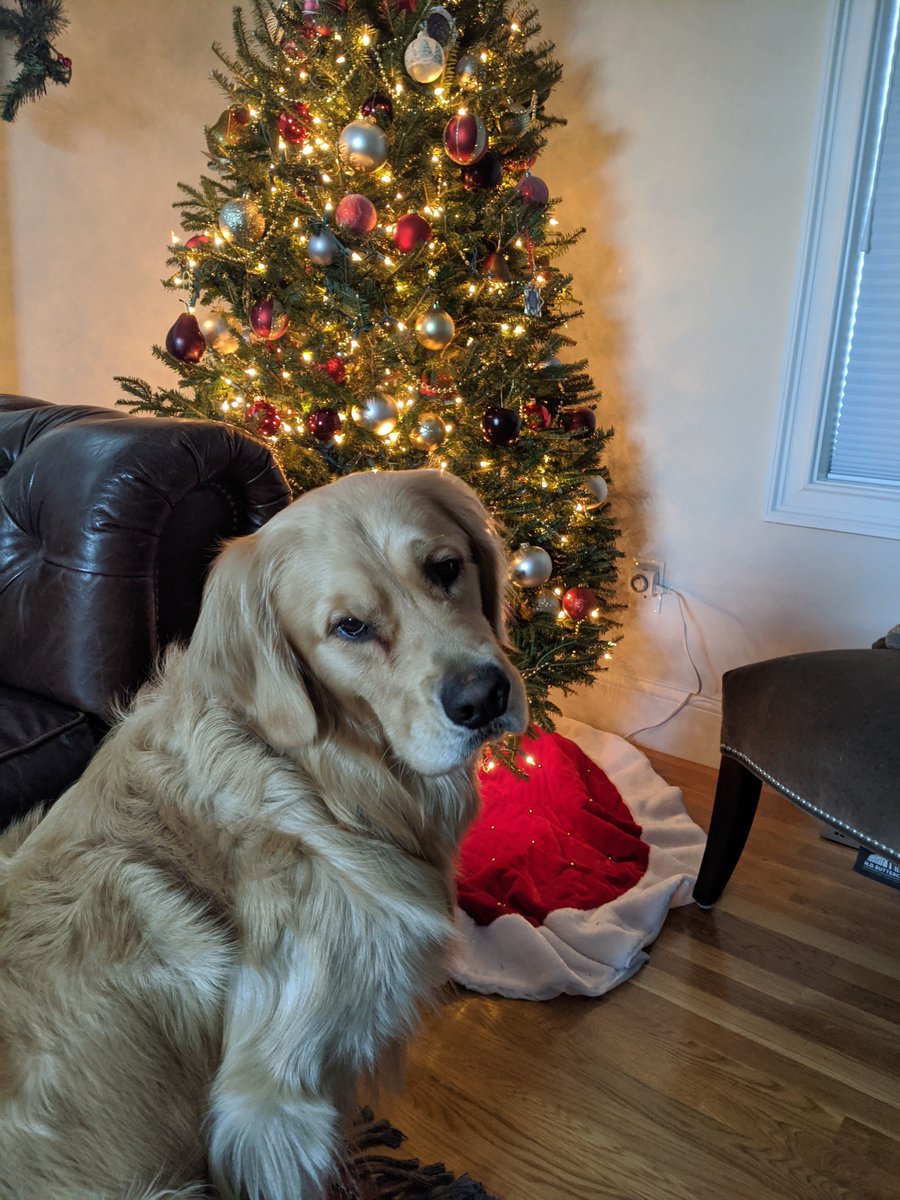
(453, 717, 706, 1000)
(330, 1108, 499, 1200)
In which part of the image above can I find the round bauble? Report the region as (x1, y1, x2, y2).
(202, 310, 242, 355)
(510, 545, 553, 588)
(249, 297, 289, 341)
(393, 212, 432, 253)
(361, 91, 393, 125)
(277, 103, 311, 146)
(338, 119, 388, 173)
(184, 233, 210, 250)
(481, 251, 512, 282)
(165, 313, 206, 364)
(426, 5, 456, 46)
(218, 197, 265, 246)
(455, 53, 479, 88)
(517, 172, 550, 206)
(561, 407, 597, 438)
(533, 590, 561, 616)
(335, 193, 378, 236)
(500, 104, 532, 137)
(246, 399, 282, 438)
(584, 476, 609, 507)
(410, 412, 447, 450)
(206, 107, 250, 157)
(404, 33, 445, 84)
(414, 306, 455, 351)
(307, 227, 340, 266)
(481, 405, 521, 446)
(443, 113, 487, 164)
(562, 586, 599, 622)
(461, 150, 502, 190)
(537, 355, 562, 374)
(317, 355, 346, 383)
(352, 394, 398, 437)
(307, 407, 342, 441)
(302, 0, 346, 34)
(524, 400, 552, 430)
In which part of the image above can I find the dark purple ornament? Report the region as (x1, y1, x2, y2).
(561, 407, 597, 438)
(361, 91, 394, 126)
(481, 405, 521, 446)
(461, 150, 503, 190)
(165, 313, 206, 364)
(307, 407, 342, 441)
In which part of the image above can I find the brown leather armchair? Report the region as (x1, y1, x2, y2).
(0, 395, 291, 829)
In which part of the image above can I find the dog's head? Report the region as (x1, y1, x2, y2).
(189, 469, 528, 775)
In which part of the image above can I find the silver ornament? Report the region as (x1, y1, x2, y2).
(338, 119, 389, 173)
(533, 590, 561, 615)
(583, 476, 609, 508)
(218, 198, 266, 246)
(351, 394, 399, 437)
(202, 310, 242, 355)
(455, 53, 479, 88)
(409, 412, 447, 450)
(500, 104, 532, 137)
(510, 544, 553, 588)
(404, 33, 445, 84)
(414, 306, 455, 350)
(537, 355, 561, 373)
(307, 228, 340, 266)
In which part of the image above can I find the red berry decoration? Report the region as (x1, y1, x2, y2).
(317, 356, 347, 383)
(249, 297, 290, 341)
(481, 405, 521, 446)
(461, 150, 503, 190)
(246, 400, 282, 438)
(165, 313, 206, 364)
(517, 173, 550, 207)
(277, 103, 311, 146)
(307, 407, 342, 441)
(184, 233, 210, 249)
(393, 213, 432, 254)
(335, 193, 378, 237)
(443, 113, 487, 165)
(562, 587, 599, 622)
(524, 400, 552, 430)
(561, 407, 597, 438)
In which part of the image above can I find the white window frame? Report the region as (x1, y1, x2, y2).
(766, 0, 900, 540)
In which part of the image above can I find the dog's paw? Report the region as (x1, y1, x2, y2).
(208, 1090, 338, 1200)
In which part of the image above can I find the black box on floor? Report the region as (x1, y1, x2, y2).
(853, 848, 900, 890)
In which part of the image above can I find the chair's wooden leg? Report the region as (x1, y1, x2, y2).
(692, 754, 763, 909)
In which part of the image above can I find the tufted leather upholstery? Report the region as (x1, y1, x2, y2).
(0, 395, 291, 825)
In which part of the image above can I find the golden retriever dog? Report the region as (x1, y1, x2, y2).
(0, 468, 527, 1200)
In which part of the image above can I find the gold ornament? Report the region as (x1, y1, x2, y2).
(218, 198, 266, 246)
(352, 394, 399, 437)
(206, 107, 250, 158)
(409, 413, 447, 450)
(414, 306, 455, 351)
(202, 311, 242, 355)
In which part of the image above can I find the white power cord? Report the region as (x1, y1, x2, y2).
(624, 586, 703, 741)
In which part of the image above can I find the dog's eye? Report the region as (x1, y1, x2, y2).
(426, 558, 463, 589)
(334, 616, 372, 641)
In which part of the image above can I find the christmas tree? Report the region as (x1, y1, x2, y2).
(117, 0, 622, 735)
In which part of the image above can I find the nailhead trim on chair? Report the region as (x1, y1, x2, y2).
(721, 743, 900, 860)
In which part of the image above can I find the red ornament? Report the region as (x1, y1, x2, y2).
(249, 297, 289, 341)
(335, 193, 378, 236)
(419, 370, 455, 398)
(517, 173, 550, 207)
(443, 113, 487, 165)
(165, 313, 206, 364)
(184, 233, 210, 249)
(307, 407, 342, 441)
(393, 213, 432, 254)
(481, 405, 521, 446)
(461, 150, 503, 190)
(246, 400, 282, 438)
(317, 356, 347, 383)
(524, 400, 552, 430)
(302, 0, 346, 34)
(277, 103, 311, 146)
(361, 91, 393, 125)
(561, 408, 597, 438)
(562, 587, 599, 622)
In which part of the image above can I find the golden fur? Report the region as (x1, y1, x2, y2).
(0, 469, 527, 1200)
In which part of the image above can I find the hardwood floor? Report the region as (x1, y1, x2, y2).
(383, 751, 900, 1200)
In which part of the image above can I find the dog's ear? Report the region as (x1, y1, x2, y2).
(429, 471, 510, 641)
(188, 533, 318, 755)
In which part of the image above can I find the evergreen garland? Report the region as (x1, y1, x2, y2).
(0, 0, 71, 123)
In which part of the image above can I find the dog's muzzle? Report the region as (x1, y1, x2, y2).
(440, 663, 511, 732)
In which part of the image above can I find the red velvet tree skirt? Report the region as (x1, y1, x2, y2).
(452, 718, 706, 1000)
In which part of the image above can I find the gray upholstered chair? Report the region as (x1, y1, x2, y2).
(693, 648, 900, 907)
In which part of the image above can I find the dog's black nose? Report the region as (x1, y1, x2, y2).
(440, 664, 510, 730)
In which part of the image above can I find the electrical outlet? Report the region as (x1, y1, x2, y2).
(629, 558, 665, 613)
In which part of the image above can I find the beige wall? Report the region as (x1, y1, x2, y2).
(3, 1, 898, 762)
